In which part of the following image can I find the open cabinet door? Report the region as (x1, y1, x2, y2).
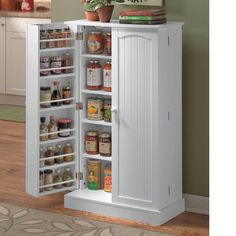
(26, 22, 79, 197)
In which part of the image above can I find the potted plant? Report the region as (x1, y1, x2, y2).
(80, 0, 99, 21)
(82, 0, 125, 23)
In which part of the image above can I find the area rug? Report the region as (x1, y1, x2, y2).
(0, 105, 25, 123)
(0, 202, 172, 236)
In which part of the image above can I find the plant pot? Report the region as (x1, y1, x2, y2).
(96, 5, 114, 23)
(85, 11, 99, 21)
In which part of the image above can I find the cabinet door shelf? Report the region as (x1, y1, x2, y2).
(82, 119, 112, 127)
(40, 47, 75, 53)
(40, 66, 75, 73)
(39, 186, 76, 197)
(40, 129, 76, 138)
(40, 97, 76, 106)
(82, 54, 111, 60)
(40, 136, 76, 145)
(40, 153, 75, 162)
(39, 161, 76, 171)
(40, 73, 75, 80)
(40, 179, 76, 189)
(40, 104, 76, 113)
(82, 153, 112, 162)
(40, 37, 74, 43)
(82, 89, 112, 96)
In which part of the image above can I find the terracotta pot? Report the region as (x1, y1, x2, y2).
(85, 11, 99, 21)
(96, 5, 114, 23)
(1, 0, 17, 11)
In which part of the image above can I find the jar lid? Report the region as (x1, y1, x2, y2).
(40, 57, 50, 62)
(106, 32, 112, 36)
(63, 86, 71, 90)
(40, 86, 51, 90)
(100, 132, 111, 138)
(51, 56, 62, 60)
(40, 117, 46, 123)
(88, 159, 101, 164)
(65, 143, 72, 147)
(44, 169, 53, 174)
(65, 167, 71, 172)
(58, 118, 72, 123)
(88, 98, 103, 102)
(86, 131, 98, 136)
(90, 31, 102, 35)
(47, 146, 53, 150)
(55, 169, 61, 173)
(56, 144, 62, 148)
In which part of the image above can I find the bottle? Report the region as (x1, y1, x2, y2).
(44, 169, 53, 191)
(40, 117, 48, 141)
(54, 144, 63, 164)
(53, 169, 63, 189)
(48, 116, 58, 140)
(51, 81, 62, 106)
(45, 146, 55, 165)
(63, 143, 73, 162)
(63, 167, 73, 187)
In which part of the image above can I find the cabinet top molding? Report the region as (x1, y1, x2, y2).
(65, 20, 184, 30)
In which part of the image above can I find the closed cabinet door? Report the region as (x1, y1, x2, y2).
(6, 32, 26, 96)
(0, 17, 6, 94)
(112, 28, 160, 210)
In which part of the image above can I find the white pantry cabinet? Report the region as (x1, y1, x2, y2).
(26, 20, 184, 226)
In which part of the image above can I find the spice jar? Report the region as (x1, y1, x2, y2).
(54, 144, 63, 164)
(40, 147, 45, 167)
(87, 61, 102, 90)
(47, 29, 56, 48)
(62, 52, 73, 73)
(51, 56, 62, 74)
(85, 131, 99, 155)
(62, 86, 72, 104)
(87, 32, 104, 54)
(39, 171, 44, 193)
(40, 30, 48, 49)
(58, 118, 72, 137)
(40, 87, 51, 108)
(44, 169, 53, 191)
(103, 62, 112, 92)
(87, 98, 104, 121)
(104, 99, 112, 123)
(64, 28, 72, 47)
(45, 146, 55, 165)
(63, 167, 73, 187)
(64, 143, 73, 162)
(105, 32, 112, 56)
(55, 29, 64, 48)
(40, 57, 50, 76)
(51, 81, 62, 106)
(53, 169, 63, 189)
(40, 117, 48, 141)
(88, 160, 101, 190)
(104, 164, 112, 192)
(48, 116, 58, 140)
(99, 132, 112, 157)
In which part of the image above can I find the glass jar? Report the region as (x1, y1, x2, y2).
(58, 118, 72, 137)
(62, 86, 72, 104)
(63, 167, 73, 187)
(55, 29, 64, 48)
(40, 147, 45, 167)
(62, 52, 73, 73)
(51, 81, 62, 106)
(54, 144, 64, 164)
(40, 87, 51, 108)
(47, 29, 55, 48)
(45, 146, 55, 165)
(87, 60, 102, 90)
(40, 117, 48, 141)
(40, 57, 50, 76)
(105, 32, 112, 56)
(64, 28, 72, 47)
(40, 30, 48, 49)
(51, 56, 62, 74)
(103, 99, 112, 123)
(48, 116, 58, 140)
(85, 131, 99, 155)
(87, 32, 104, 54)
(104, 163, 112, 192)
(87, 98, 104, 121)
(39, 171, 44, 193)
(64, 143, 73, 162)
(103, 62, 112, 92)
(53, 169, 63, 189)
(44, 169, 53, 191)
(99, 132, 112, 157)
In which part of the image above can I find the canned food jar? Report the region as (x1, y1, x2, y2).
(40, 57, 50, 76)
(87, 61, 102, 90)
(55, 29, 64, 48)
(62, 86, 72, 104)
(64, 28, 72, 47)
(105, 32, 112, 56)
(87, 32, 104, 54)
(58, 118, 72, 137)
(99, 132, 112, 157)
(47, 29, 56, 48)
(85, 131, 99, 155)
(62, 52, 73, 74)
(51, 56, 62, 74)
(40, 30, 47, 49)
(88, 160, 101, 190)
(40, 87, 51, 108)
(103, 62, 112, 92)
(87, 98, 104, 121)
(104, 163, 112, 192)
(64, 143, 73, 162)
(44, 169, 53, 191)
(103, 99, 112, 122)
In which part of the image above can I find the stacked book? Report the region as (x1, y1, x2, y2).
(119, 8, 167, 25)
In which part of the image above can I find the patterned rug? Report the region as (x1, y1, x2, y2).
(0, 105, 25, 123)
(0, 202, 172, 236)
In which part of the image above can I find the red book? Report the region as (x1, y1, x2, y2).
(120, 9, 166, 17)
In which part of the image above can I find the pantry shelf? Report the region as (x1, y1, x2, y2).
(40, 66, 75, 73)
(40, 104, 76, 113)
(81, 119, 112, 127)
(39, 129, 76, 137)
(40, 47, 75, 53)
(82, 54, 111, 60)
(39, 161, 76, 171)
(40, 97, 76, 106)
(40, 136, 76, 145)
(82, 89, 112, 96)
(82, 153, 112, 162)
(39, 73, 75, 80)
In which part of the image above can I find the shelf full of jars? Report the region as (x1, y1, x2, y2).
(38, 24, 78, 196)
(79, 26, 112, 194)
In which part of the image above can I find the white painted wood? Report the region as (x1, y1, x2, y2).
(0, 17, 6, 94)
(184, 194, 209, 215)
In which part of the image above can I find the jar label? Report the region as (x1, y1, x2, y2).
(103, 69, 112, 88)
(86, 140, 97, 152)
(99, 142, 111, 155)
(59, 128, 70, 137)
(104, 176, 112, 192)
(88, 40, 101, 53)
(87, 68, 102, 86)
(51, 61, 62, 68)
(87, 100, 103, 120)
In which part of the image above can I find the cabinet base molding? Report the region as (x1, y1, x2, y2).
(0, 94, 25, 106)
(64, 190, 185, 226)
(184, 194, 209, 215)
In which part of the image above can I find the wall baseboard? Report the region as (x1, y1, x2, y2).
(184, 194, 209, 215)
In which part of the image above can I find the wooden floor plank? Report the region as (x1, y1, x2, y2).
(0, 120, 209, 236)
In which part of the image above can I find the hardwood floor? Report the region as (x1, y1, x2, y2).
(0, 120, 209, 236)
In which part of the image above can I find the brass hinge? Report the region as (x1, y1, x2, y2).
(76, 32, 83, 40)
(76, 102, 83, 110)
(76, 172, 83, 180)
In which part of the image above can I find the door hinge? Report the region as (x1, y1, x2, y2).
(76, 172, 83, 180)
(76, 102, 83, 110)
(76, 32, 83, 40)
(168, 36, 170, 46)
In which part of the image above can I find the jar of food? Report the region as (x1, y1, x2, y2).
(54, 144, 63, 164)
(51, 56, 62, 74)
(104, 163, 112, 192)
(40, 30, 47, 49)
(63, 167, 73, 187)
(85, 131, 99, 155)
(88, 160, 101, 190)
(47, 29, 56, 48)
(48, 116, 58, 140)
(40, 57, 50, 76)
(40, 87, 51, 108)
(99, 132, 112, 157)
(87, 98, 104, 120)
(45, 146, 55, 165)
(40, 117, 48, 141)
(62, 52, 73, 73)
(51, 81, 62, 106)
(58, 118, 72, 137)
(87, 60, 102, 90)
(55, 29, 64, 48)
(39, 171, 44, 193)
(87, 32, 104, 54)
(53, 169, 63, 189)
(64, 143, 73, 162)
(64, 28, 72, 47)
(62, 86, 72, 104)
(40, 147, 45, 167)
(103, 62, 112, 92)
(44, 169, 53, 191)
(103, 99, 112, 122)
(105, 32, 112, 56)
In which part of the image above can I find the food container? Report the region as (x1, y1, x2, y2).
(99, 132, 112, 157)
(62, 53, 73, 73)
(64, 143, 73, 162)
(103, 99, 112, 122)
(104, 164, 112, 192)
(87, 98, 104, 120)
(40, 57, 50, 76)
(103, 62, 112, 92)
(51, 56, 62, 74)
(87, 32, 104, 54)
(62, 86, 72, 104)
(47, 29, 56, 48)
(58, 118, 72, 137)
(55, 29, 64, 48)
(44, 169, 53, 191)
(85, 131, 99, 155)
(87, 61, 102, 90)
(64, 28, 72, 47)
(88, 160, 101, 190)
(105, 32, 112, 56)
(40, 87, 51, 108)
